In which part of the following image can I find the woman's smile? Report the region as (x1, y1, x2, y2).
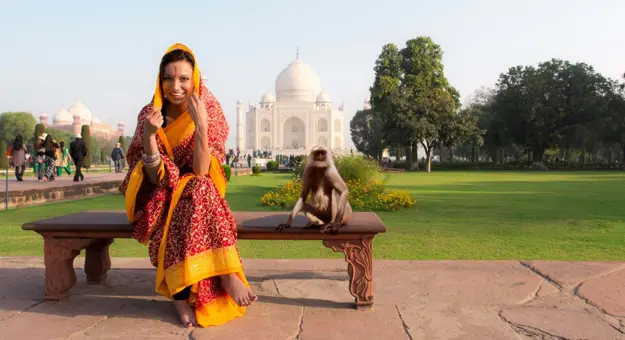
(169, 91, 185, 99)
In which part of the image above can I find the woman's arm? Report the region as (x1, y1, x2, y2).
(142, 132, 161, 184)
(193, 124, 211, 176)
(142, 107, 165, 184)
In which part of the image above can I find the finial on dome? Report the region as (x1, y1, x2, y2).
(296, 45, 299, 59)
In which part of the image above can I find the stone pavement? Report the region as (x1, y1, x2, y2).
(4, 171, 126, 193)
(0, 257, 623, 340)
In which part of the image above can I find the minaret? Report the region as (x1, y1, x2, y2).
(236, 100, 244, 150)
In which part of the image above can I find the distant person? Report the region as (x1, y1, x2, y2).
(70, 133, 87, 182)
(8, 135, 27, 181)
(56, 141, 72, 177)
(35, 134, 46, 181)
(111, 142, 125, 173)
(42, 135, 59, 182)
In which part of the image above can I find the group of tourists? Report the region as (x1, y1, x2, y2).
(6, 132, 90, 182)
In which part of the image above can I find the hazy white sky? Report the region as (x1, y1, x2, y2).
(1, 0, 623, 148)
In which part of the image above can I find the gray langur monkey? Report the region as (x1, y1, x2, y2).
(277, 145, 352, 234)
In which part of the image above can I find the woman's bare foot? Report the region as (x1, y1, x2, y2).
(173, 300, 197, 328)
(220, 273, 258, 307)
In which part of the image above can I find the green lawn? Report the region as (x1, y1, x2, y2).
(2, 171, 624, 260)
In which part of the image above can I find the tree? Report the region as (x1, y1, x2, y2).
(600, 82, 625, 162)
(0, 112, 36, 144)
(46, 127, 74, 147)
(491, 59, 609, 164)
(350, 109, 386, 159)
(100, 149, 106, 164)
(118, 135, 127, 154)
(369, 44, 412, 163)
(0, 140, 7, 169)
(81, 125, 92, 169)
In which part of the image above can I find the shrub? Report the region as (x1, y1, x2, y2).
(260, 178, 415, 211)
(266, 160, 279, 171)
(262, 155, 414, 211)
(295, 155, 382, 183)
(252, 165, 261, 176)
(222, 164, 232, 181)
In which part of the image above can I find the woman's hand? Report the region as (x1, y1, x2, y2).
(188, 93, 208, 130)
(143, 107, 163, 137)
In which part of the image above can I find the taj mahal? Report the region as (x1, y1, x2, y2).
(236, 53, 358, 155)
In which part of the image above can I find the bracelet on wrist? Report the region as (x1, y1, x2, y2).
(142, 151, 161, 168)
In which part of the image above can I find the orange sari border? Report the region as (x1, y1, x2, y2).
(161, 245, 246, 297)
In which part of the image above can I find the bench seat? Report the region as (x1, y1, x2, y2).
(22, 210, 386, 310)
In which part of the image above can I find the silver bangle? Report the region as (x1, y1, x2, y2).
(142, 151, 160, 163)
(142, 152, 161, 168)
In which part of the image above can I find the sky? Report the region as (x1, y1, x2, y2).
(1, 0, 623, 149)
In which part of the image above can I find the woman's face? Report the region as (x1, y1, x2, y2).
(161, 60, 194, 106)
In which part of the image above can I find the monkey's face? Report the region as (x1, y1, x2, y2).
(309, 146, 331, 168)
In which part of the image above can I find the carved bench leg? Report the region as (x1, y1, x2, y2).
(85, 238, 114, 284)
(43, 237, 92, 301)
(323, 235, 374, 310)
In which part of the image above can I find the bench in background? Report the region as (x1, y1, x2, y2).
(22, 211, 386, 310)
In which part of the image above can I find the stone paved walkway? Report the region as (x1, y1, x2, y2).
(4, 172, 126, 193)
(0, 257, 623, 339)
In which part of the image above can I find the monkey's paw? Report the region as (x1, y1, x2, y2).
(321, 222, 341, 234)
(276, 223, 291, 231)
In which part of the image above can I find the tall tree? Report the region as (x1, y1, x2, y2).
(369, 44, 411, 163)
(400, 37, 469, 171)
(350, 109, 386, 159)
(81, 125, 92, 169)
(600, 82, 625, 162)
(118, 135, 127, 153)
(0, 140, 7, 169)
(0, 112, 36, 144)
(491, 59, 609, 164)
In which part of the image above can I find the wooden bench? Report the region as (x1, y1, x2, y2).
(22, 211, 386, 310)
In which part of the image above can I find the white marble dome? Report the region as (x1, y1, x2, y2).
(275, 58, 321, 102)
(260, 90, 275, 103)
(68, 100, 93, 122)
(316, 90, 331, 103)
(53, 107, 72, 124)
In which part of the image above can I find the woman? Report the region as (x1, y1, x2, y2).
(42, 135, 58, 181)
(55, 141, 72, 177)
(119, 43, 257, 328)
(35, 134, 47, 181)
(10, 135, 27, 181)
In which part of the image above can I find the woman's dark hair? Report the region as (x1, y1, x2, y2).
(60, 141, 65, 148)
(159, 49, 195, 81)
(43, 135, 54, 152)
(12, 134, 23, 150)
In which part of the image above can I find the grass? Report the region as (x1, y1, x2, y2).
(1, 171, 624, 260)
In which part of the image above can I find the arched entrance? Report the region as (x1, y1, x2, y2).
(283, 116, 306, 149)
(261, 118, 271, 132)
(334, 136, 342, 149)
(261, 136, 271, 149)
(317, 136, 328, 147)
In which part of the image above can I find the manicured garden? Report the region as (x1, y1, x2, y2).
(2, 170, 624, 260)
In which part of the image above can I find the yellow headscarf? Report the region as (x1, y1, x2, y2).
(152, 43, 201, 109)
